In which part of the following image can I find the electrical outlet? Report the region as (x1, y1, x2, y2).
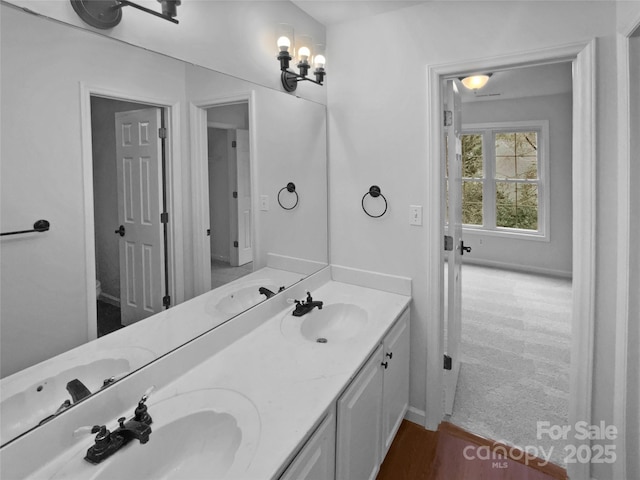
(260, 195, 269, 211)
(410, 205, 423, 226)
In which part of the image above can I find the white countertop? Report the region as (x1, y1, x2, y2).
(152, 280, 410, 479)
(25, 279, 410, 480)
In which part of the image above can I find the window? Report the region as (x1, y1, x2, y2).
(460, 121, 549, 239)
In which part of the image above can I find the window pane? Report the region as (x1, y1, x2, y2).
(462, 180, 483, 225)
(495, 132, 538, 180)
(496, 182, 538, 230)
(461, 134, 483, 179)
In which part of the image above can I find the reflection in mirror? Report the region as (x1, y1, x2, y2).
(0, 4, 328, 445)
(91, 97, 170, 335)
(206, 103, 254, 290)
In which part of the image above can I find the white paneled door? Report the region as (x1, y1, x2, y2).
(443, 79, 463, 415)
(115, 108, 165, 326)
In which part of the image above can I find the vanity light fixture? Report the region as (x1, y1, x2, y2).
(70, 0, 181, 30)
(460, 73, 492, 90)
(277, 29, 325, 92)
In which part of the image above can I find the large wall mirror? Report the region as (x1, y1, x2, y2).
(0, 3, 328, 445)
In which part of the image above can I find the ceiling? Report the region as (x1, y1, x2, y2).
(291, 0, 427, 26)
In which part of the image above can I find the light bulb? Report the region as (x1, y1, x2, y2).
(314, 54, 326, 69)
(460, 74, 491, 90)
(298, 46, 310, 63)
(277, 36, 291, 52)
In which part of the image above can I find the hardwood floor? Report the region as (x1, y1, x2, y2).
(377, 419, 438, 480)
(377, 420, 568, 480)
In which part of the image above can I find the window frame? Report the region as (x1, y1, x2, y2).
(461, 120, 550, 241)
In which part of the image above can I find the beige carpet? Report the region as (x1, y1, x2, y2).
(449, 264, 572, 467)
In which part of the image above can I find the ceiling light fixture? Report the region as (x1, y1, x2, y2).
(276, 26, 325, 93)
(70, 0, 180, 29)
(460, 74, 492, 90)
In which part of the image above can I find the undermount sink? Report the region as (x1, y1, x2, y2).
(0, 347, 156, 442)
(280, 303, 368, 344)
(212, 283, 281, 316)
(46, 388, 260, 480)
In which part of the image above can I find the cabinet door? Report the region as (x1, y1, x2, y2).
(381, 309, 410, 457)
(280, 408, 336, 480)
(336, 345, 384, 480)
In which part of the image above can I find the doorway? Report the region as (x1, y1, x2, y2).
(90, 96, 170, 336)
(190, 97, 254, 295)
(206, 103, 252, 289)
(443, 63, 574, 465)
(426, 40, 596, 480)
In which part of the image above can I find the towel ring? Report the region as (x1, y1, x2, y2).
(362, 185, 388, 218)
(278, 182, 299, 210)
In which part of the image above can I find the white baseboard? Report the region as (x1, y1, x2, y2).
(404, 405, 427, 428)
(98, 293, 120, 307)
(462, 257, 572, 279)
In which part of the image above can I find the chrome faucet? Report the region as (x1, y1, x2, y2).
(79, 388, 154, 464)
(292, 291, 323, 317)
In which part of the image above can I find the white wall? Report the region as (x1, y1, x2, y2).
(461, 92, 573, 277)
(326, 3, 619, 478)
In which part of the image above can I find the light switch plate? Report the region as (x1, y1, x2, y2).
(410, 205, 423, 226)
(260, 195, 269, 211)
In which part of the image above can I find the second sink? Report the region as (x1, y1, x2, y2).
(280, 303, 368, 344)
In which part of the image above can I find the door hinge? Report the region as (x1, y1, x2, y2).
(444, 354, 452, 370)
(206, 229, 211, 237)
(232, 191, 238, 199)
(444, 110, 452, 127)
(233, 240, 239, 248)
(158, 127, 167, 139)
(160, 212, 169, 224)
(163, 295, 171, 308)
(444, 235, 453, 251)
(232, 140, 237, 148)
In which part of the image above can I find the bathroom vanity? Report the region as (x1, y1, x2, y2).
(0, 266, 411, 479)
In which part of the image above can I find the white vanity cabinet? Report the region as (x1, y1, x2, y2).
(279, 408, 337, 480)
(336, 308, 410, 480)
(381, 308, 410, 456)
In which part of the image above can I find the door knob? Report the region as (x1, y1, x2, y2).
(115, 225, 125, 237)
(460, 241, 471, 255)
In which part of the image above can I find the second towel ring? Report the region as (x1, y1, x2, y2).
(362, 185, 388, 218)
(278, 182, 299, 210)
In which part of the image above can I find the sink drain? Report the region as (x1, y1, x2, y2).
(316, 337, 328, 344)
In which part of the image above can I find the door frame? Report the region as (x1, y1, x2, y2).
(425, 40, 596, 480)
(80, 83, 184, 340)
(614, 13, 640, 479)
(189, 92, 257, 297)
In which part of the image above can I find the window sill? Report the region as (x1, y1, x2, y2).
(462, 226, 549, 242)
